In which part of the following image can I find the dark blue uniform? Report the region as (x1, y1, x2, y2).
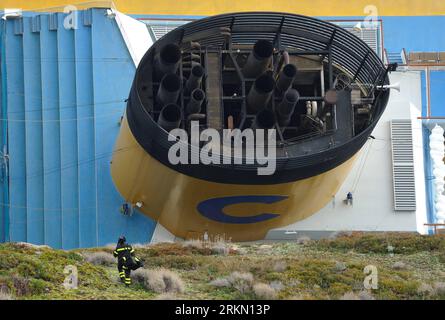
(113, 237, 142, 286)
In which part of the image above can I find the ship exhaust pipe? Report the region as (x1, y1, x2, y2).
(276, 64, 297, 93)
(251, 108, 276, 130)
(242, 40, 274, 78)
(186, 88, 205, 114)
(247, 73, 275, 113)
(157, 73, 181, 105)
(155, 43, 181, 78)
(277, 89, 300, 127)
(185, 64, 204, 93)
(158, 103, 182, 131)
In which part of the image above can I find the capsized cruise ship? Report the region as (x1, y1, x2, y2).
(111, 12, 392, 241)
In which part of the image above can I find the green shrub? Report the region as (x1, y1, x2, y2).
(379, 278, 420, 299)
(0, 252, 20, 269)
(29, 279, 49, 295)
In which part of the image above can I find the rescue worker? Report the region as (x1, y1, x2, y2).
(346, 192, 353, 206)
(113, 236, 143, 286)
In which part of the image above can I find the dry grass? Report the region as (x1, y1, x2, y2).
(131, 268, 184, 294)
(272, 261, 287, 272)
(333, 261, 347, 272)
(104, 243, 116, 250)
(182, 240, 203, 250)
(296, 236, 311, 245)
(154, 292, 178, 300)
(340, 291, 359, 300)
(211, 242, 230, 255)
(0, 288, 13, 300)
(132, 243, 151, 249)
(433, 282, 445, 296)
(162, 269, 185, 293)
(227, 272, 254, 294)
(2, 233, 445, 300)
(253, 283, 277, 300)
(417, 283, 434, 296)
(269, 281, 284, 291)
(392, 261, 408, 270)
(210, 271, 254, 294)
(340, 290, 374, 300)
(83, 252, 115, 266)
(182, 238, 232, 255)
(209, 278, 231, 288)
(357, 290, 375, 300)
(317, 232, 445, 254)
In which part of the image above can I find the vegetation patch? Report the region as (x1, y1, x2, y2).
(0, 233, 444, 300)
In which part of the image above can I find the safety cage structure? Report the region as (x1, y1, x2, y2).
(125, 12, 391, 185)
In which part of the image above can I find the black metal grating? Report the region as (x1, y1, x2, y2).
(153, 12, 387, 96)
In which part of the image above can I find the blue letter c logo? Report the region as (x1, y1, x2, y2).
(197, 195, 287, 224)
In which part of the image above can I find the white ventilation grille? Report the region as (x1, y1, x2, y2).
(345, 28, 379, 55)
(145, 21, 191, 41)
(150, 25, 181, 40)
(390, 120, 416, 211)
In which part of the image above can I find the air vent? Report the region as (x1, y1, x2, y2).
(346, 28, 379, 55)
(390, 120, 416, 211)
(146, 21, 191, 41)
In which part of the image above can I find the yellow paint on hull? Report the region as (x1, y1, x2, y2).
(2, 0, 445, 16)
(111, 116, 358, 241)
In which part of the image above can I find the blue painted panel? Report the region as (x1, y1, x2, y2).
(0, 21, 5, 242)
(23, 17, 44, 244)
(382, 16, 445, 53)
(57, 13, 79, 249)
(420, 70, 427, 117)
(2, 10, 157, 247)
(75, 11, 97, 248)
(91, 9, 155, 246)
(430, 71, 445, 117)
(6, 19, 27, 242)
(422, 125, 436, 226)
(40, 15, 62, 248)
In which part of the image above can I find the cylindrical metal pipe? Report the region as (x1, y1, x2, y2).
(276, 64, 297, 93)
(251, 108, 276, 130)
(186, 88, 205, 114)
(277, 89, 300, 126)
(324, 89, 338, 105)
(242, 40, 274, 78)
(158, 103, 182, 131)
(247, 73, 275, 113)
(183, 53, 201, 62)
(157, 73, 181, 105)
(154, 43, 181, 78)
(185, 64, 204, 93)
